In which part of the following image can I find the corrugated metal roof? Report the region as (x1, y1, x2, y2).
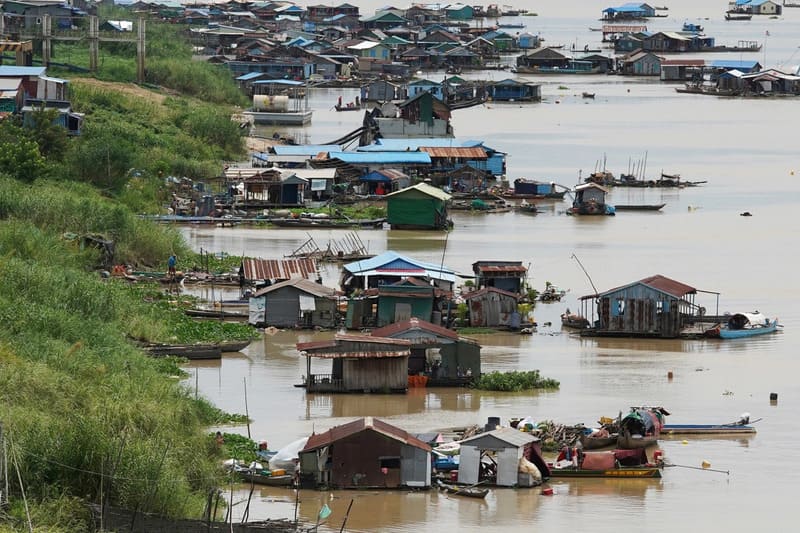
(661, 59, 705, 66)
(236, 71, 266, 81)
(303, 417, 431, 452)
(241, 258, 317, 282)
(461, 427, 538, 447)
(298, 334, 412, 359)
(253, 278, 336, 298)
(475, 264, 527, 273)
(419, 146, 488, 159)
(385, 182, 450, 201)
(328, 151, 432, 165)
(343, 251, 456, 283)
(252, 79, 306, 86)
(358, 138, 479, 152)
(591, 274, 697, 300)
(302, 349, 410, 359)
(371, 317, 459, 341)
(463, 287, 520, 300)
(575, 182, 610, 193)
(0, 66, 47, 77)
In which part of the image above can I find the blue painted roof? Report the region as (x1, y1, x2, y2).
(0, 66, 47, 76)
(328, 151, 432, 164)
(709, 60, 760, 69)
(236, 72, 266, 81)
(252, 79, 306, 86)
(344, 251, 456, 282)
(272, 145, 341, 156)
(357, 139, 481, 151)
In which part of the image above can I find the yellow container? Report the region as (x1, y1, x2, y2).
(271, 468, 286, 476)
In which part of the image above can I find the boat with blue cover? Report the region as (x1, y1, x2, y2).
(705, 312, 780, 339)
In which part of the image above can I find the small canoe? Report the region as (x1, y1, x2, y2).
(144, 343, 222, 360)
(580, 433, 618, 450)
(185, 308, 249, 320)
(437, 480, 489, 499)
(334, 104, 361, 112)
(219, 340, 252, 353)
(617, 432, 658, 450)
(549, 466, 661, 478)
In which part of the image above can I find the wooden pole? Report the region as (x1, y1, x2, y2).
(338, 499, 354, 533)
(243, 378, 251, 439)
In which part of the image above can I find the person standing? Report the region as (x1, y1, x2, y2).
(168, 254, 177, 279)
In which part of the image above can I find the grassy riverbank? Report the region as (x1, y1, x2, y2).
(0, 18, 254, 526)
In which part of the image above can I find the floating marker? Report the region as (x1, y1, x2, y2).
(667, 371, 673, 380)
(682, 440, 689, 445)
(702, 460, 711, 469)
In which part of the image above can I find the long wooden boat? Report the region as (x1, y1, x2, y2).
(617, 431, 658, 449)
(334, 104, 361, 112)
(219, 340, 253, 352)
(144, 343, 222, 360)
(437, 480, 489, 499)
(617, 406, 669, 449)
(561, 312, 590, 329)
(725, 12, 752, 20)
(661, 423, 756, 436)
(269, 217, 386, 229)
(549, 466, 661, 478)
(185, 308, 249, 321)
(614, 203, 666, 211)
(579, 433, 618, 449)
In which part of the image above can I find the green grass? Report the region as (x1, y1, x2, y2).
(473, 370, 560, 392)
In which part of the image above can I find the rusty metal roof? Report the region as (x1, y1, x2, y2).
(253, 278, 336, 298)
(371, 317, 459, 341)
(586, 274, 697, 300)
(463, 286, 520, 300)
(419, 146, 487, 159)
(476, 265, 527, 273)
(297, 334, 411, 358)
(303, 417, 432, 453)
(242, 258, 317, 282)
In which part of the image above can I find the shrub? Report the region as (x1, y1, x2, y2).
(473, 370, 560, 392)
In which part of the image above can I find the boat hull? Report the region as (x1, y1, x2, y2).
(718, 322, 778, 339)
(549, 467, 661, 478)
(617, 433, 658, 449)
(242, 110, 312, 125)
(661, 424, 756, 436)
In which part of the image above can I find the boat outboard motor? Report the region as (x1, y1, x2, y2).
(739, 412, 751, 425)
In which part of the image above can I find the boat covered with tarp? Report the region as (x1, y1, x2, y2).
(550, 448, 661, 478)
(705, 312, 779, 339)
(618, 406, 669, 449)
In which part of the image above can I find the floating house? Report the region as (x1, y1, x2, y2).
(361, 79, 406, 102)
(248, 278, 338, 328)
(385, 182, 452, 230)
(602, 3, 657, 21)
(463, 287, 521, 328)
(458, 428, 550, 487)
(578, 274, 711, 338)
(472, 261, 528, 293)
(375, 278, 436, 326)
(375, 91, 453, 138)
(408, 79, 444, 100)
(618, 50, 662, 76)
(298, 417, 431, 489)
(570, 182, 614, 215)
(371, 317, 482, 383)
(358, 168, 411, 195)
(341, 250, 457, 294)
(728, 0, 782, 15)
(297, 334, 411, 393)
(488, 78, 542, 101)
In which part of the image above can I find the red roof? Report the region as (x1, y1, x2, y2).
(302, 417, 431, 453)
(297, 334, 411, 358)
(584, 274, 697, 300)
(371, 317, 459, 341)
(475, 265, 527, 274)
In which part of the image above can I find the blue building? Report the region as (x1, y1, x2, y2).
(408, 79, 444, 100)
(488, 78, 542, 101)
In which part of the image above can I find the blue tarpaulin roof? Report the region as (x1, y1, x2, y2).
(344, 251, 456, 282)
(236, 72, 266, 81)
(0, 66, 47, 76)
(709, 60, 760, 70)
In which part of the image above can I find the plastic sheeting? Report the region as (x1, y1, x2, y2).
(269, 437, 309, 471)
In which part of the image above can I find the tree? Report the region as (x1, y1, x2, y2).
(0, 122, 46, 182)
(25, 106, 70, 161)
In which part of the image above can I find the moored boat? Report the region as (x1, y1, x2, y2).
(549, 449, 661, 478)
(617, 407, 669, 449)
(561, 310, 590, 329)
(661, 423, 756, 436)
(705, 312, 780, 339)
(237, 470, 295, 486)
(613, 203, 666, 211)
(437, 480, 489, 499)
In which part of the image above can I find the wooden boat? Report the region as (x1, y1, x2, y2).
(582, 92, 595, 99)
(705, 312, 780, 339)
(238, 470, 295, 487)
(550, 449, 661, 478)
(437, 480, 489, 499)
(185, 308, 249, 321)
(579, 433, 618, 449)
(617, 406, 669, 449)
(661, 423, 756, 436)
(334, 104, 361, 112)
(561, 312, 589, 329)
(269, 217, 386, 229)
(613, 203, 666, 211)
(725, 12, 753, 20)
(143, 343, 222, 360)
(682, 22, 703, 32)
(219, 340, 253, 352)
(514, 201, 538, 214)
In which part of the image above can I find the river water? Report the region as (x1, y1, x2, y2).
(180, 2, 799, 531)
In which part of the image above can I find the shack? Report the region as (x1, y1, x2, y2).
(248, 278, 338, 328)
(298, 417, 431, 489)
(487, 78, 542, 101)
(358, 168, 411, 195)
(371, 317, 481, 382)
(463, 287, 521, 328)
(579, 274, 708, 338)
(458, 427, 550, 487)
(385, 182, 452, 230)
(297, 334, 410, 393)
(376, 278, 435, 326)
(472, 261, 527, 293)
